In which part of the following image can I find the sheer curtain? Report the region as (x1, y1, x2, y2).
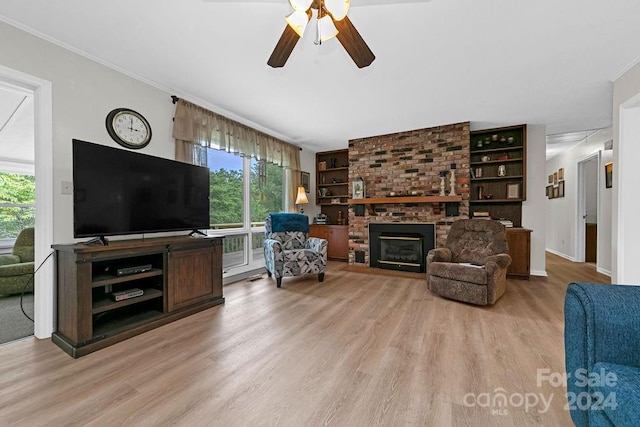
(172, 99, 301, 210)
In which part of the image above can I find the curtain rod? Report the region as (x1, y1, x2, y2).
(170, 95, 302, 151)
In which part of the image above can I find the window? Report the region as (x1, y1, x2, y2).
(0, 172, 36, 240)
(207, 149, 284, 272)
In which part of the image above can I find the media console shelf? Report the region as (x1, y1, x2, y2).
(52, 236, 224, 358)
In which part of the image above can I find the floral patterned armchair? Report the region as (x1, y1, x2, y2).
(0, 227, 35, 296)
(263, 213, 327, 288)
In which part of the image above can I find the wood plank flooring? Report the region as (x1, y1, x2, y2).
(0, 253, 610, 426)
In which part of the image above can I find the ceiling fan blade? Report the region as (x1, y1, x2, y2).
(334, 16, 375, 68)
(268, 25, 300, 68)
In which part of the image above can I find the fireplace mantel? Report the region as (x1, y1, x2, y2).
(348, 195, 462, 205)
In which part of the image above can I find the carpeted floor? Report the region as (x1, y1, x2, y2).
(0, 293, 34, 345)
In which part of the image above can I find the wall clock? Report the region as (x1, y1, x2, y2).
(105, 108, 152, 149)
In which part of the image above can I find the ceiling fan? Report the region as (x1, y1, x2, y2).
(203, 0, 430, 68)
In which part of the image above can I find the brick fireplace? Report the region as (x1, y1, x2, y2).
(348, 122, 470, 267)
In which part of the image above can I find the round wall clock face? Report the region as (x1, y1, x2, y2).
(105, 108, 152, 149)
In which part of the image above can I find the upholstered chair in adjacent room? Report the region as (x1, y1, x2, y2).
(426, 219, 511, 305)
(0, 227, 35, 296)
(263, 213, 327, 288)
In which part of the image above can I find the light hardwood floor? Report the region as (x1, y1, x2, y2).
(0, 253, 610, 426)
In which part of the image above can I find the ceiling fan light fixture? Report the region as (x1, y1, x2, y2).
(316, 14, 339, 43)
(285, 10, 311, 37)
(289, 0, 313, 12)
(324, 0, 350, 21)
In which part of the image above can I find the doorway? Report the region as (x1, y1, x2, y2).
(577, 153, 599, 264)
(0, 81, 35, 343)
(0, 64, 53, 339)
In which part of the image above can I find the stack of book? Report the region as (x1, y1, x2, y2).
(498, 219, 514, 227)
(473, 211, 491, 220)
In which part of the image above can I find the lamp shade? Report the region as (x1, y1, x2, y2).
(289, 0, 313, 12)
(324, 0, 350, 21)
(317, 15, 339, 42)
(286, 10, 311, 37)
(295, 186, 309, 205)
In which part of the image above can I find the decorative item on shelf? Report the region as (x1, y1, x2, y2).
(409, 190, 422, 196)
(475, 167, 483, 178)
(295, 186, 309, 213)
(481, 155, 490, 162)
(484, 194, 494, 199)
(331, 178, 343, 183)
(476, 140, 483, 148)
(484, 137, 490, 146)
(331, 198, 342, 204)
(492, 134, 498, 142)
(330, 158, 337, 169)
(478, 185, 484, 200)
(337, 210, 343, 225)
(506, 183, 520, 199)
(507, 136, 514, 144)
(498, 165, 506, 177)
(500, 136, 506, 143)
(448, 163, 457, 196)
(320, 187, 331, 197)
(319, 161, 327, 171)
(321, 175, 326, 184)
(439, 171, 447, 196)
(497, 154, 509, 161)
(352, 175, 364, 199)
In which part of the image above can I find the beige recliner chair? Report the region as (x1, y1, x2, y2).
(426, 219, 511, 305)
(0, 227, 35, 296)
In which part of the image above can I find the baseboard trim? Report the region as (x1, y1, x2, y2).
(531, 269, 548, 277)
(596, 267, 612, 277)
(545, 248, 576, 262)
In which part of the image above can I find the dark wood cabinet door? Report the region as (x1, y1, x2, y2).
(506, 228, 531, 279)
(328, 226, 349, 260)
(167, 243, 222, 312)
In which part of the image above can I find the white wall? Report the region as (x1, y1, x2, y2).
(544, 130, 612, 274)
(613, 60, 640, 284)
(472, 123, 547, 276)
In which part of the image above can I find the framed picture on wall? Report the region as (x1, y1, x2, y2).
(553, 186, 559, 198)
(548, 174, 554, 184)
(605, 162, 613, 188)
(558, 168, 564, 180)
(301, 171, 310, 193)
(546, 185, 553, 198)
(558, 180, 565, 197)
(553, 172, 558, 185)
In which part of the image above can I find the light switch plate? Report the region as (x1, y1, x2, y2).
(61, 181, 73, 195)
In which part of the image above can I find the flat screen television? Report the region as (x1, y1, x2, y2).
(73, 139, 210, 239)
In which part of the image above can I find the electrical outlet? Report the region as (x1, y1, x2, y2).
(61, 181, 73, 195)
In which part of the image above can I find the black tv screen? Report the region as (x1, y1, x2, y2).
(73, 139, 210, 238)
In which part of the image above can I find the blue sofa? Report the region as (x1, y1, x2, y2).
(564, 282, 640, 426)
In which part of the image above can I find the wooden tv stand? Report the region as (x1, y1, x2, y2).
(52, 236, 224, 358)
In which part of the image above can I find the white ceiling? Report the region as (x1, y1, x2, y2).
(0, 84, 34, 166)
(0, 0, 639, 154)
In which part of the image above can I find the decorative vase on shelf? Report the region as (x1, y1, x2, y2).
(439, 171, 446, 196)
(448, 164, 457, 196)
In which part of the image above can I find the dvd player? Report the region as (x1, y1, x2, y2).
(115, 264, 153, 276)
